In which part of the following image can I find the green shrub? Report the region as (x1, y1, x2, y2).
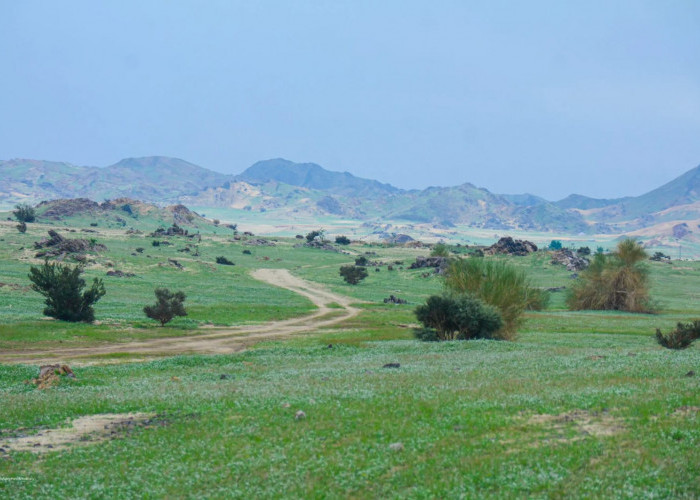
(13, 203, 36, 223)
(216, 256, 235, 265)
(28, 261, 106, 322)
(655, 321, 700, 350)
(549, 240, 563, 250)
(431, 242, 450, 257)
(577, 246, 591, 256)
(339, 265, 368, 285)
(16, 222, 27, 233)
(444, 257, 540, 339)
(306, 230, 324, 242)
(144, 288, 187, 326)
(335, 235, 351, 245)
(355, 256, 368, 266)
(567, 239, 654, 313)
(414, 294, 503, 341)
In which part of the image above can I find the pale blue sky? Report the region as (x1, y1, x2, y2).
(1, 1, 699, 199)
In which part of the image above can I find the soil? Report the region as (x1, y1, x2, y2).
(0, 269, 361, 365)
(0, 413, 157, 453)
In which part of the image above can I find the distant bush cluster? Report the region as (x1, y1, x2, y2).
(567, 239, 654, 313)
(13, 203, 36, 223)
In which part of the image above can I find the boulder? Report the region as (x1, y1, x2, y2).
(485, 237, 537, 256)
(551, 248, 589, 271)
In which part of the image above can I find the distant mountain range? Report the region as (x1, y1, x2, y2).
(2, 156, 699, 237)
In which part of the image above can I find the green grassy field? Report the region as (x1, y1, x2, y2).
(0, 216, 699, 498)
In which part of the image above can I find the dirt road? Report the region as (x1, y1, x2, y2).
(0, 269, 360, 365)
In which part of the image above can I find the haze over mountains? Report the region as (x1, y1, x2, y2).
(1, 156, 699, 238)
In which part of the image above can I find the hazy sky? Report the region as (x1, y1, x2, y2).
(2, 1, 699, 200)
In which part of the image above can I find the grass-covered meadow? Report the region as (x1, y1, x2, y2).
(0, 214, 699, 498)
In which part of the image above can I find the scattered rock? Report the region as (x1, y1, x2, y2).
(29, 365, 76, 390)
(382, 233, 415, 245)
(327, 344, 333, 349)
(551, 248, 589, 271)
(106, 270, 136, 278)
(282, 403, 291, 408)
(546, 286, 566, 292)
(383, 295, 407, 305)
(245, 239, 276, 247)
(295, 410, 306, 420)
(409, 256, 448, 273)
(388, 442, 404, 451)
(33, 230, 107, 258)
(219, 374, 231, 380)
(485, 237, 537, 256)
(383, 363, 401, 369)
(151, 224, 188, 237)
(168, 259, 184, 270)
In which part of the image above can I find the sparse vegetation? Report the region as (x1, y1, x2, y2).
(414, 293, 502, 341)
(215, 256, 235, 266)
(444, 257, 544, 339)
(143, 288, 187, 326)
(655, 320, 700, 349)
(28, 260, 106, 322)
(567, 239, 654, 313)
(339, 264, 368, 285)
(430, 242, 450, 257)
(13, 202, 36, 223)
(335, 235, 351, 245)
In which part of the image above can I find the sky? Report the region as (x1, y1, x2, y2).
(1, 1, 699, 200)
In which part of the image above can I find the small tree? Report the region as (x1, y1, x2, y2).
(431, 242, 450, 257)
(355, 256, 369, 266)
(306, 229, 325, 243)
(549, 240, 563, 250)
(656, 321, 700, 350)
(339, 265, 368, 285)
(335, 235, 351, 245)
(13, 203, 36, 223)
(414, 294, 503, 341)
(144, 288, 187, 326)
(28, 261, 106, 322)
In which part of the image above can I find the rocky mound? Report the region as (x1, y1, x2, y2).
(485, 237, 538, 256)
(550, 248, 589, 271)
(36, 198, 101, 219)
(34, 230, 107, 259)
(409, 256, 448, 273)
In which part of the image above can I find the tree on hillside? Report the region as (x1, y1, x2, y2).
(28, 261, 106, 322)
(567, 238, 653, 313)
(144, 288, 187, 326)
(13, 203, 36, 223)
(430, 242, 450, 257)
(339, 265, 368, 285)
(549, 240, 562, 250)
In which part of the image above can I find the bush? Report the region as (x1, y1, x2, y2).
(28, 261, 106, 322)
(355, 256, 368, 266)
(655, 321, 700, 350)
(577, 246, 591, 256)
(242, 249, 252, 255)
(17, 222, 27, 233)
(414, 294, 503, 341)
(549, 240, 563, 250)
(444, 257, 541, 339)
(152, 240, 161, 247)
(306, 230, 324, 243)
(144, 288, 187, 326)
(567, 239, 654, 313)
(335, 235, 351, 245)
(339, 265, 368, 285)
(650, 251, 670, 262)
(13, 203, 36, 223)
(215, 256, 235, 266)
(431, 242, 450, 257)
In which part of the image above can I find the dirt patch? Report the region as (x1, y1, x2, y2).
(672, 406, 700, 417)
(527, 409, 624, 439)
(0, 413, 158, 454)
(505, 409, 625, 453)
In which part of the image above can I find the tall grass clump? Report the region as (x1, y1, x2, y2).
(444, 257, 546, 340)
(567, 238, 654, 313)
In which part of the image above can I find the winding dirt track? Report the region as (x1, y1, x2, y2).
(0, 269, 360, 365)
